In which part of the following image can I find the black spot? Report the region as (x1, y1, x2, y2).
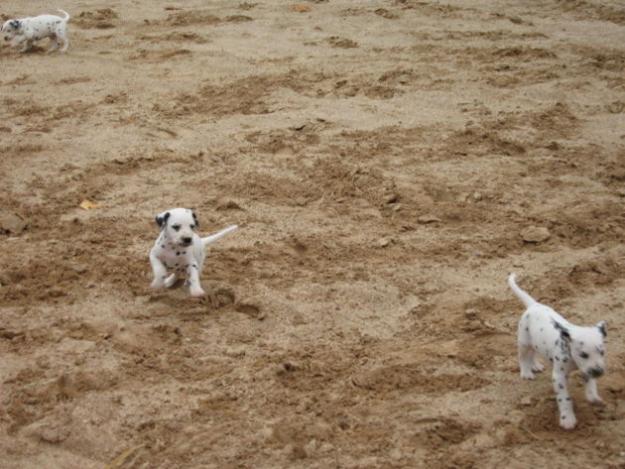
(549, 357, 553, 362)
(182, 251, 187, 254)
(555, 340, 559, 346)
(540, 328, 543, 332)
(560, 367, 564, 371)
(559, 384, 564, 390)
(563, 358, 568, 363)
(176, 252, 180, 255)
(561, 415, 566, 420)
(156, 211, 170, 228)
(555, 356, 560, 361)
(525, 327, 529, 331)
(566, 397, 571, 401)
(161, 245, 165, 249)
(558, 398, 562, 402)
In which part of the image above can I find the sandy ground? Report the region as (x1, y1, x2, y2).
(1, 0, 625, 467)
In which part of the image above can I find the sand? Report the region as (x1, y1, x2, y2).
(1, 0, 625, 467)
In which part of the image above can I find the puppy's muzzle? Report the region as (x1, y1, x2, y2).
(588, 367, 604, 378)
(181, 237, 192, 246)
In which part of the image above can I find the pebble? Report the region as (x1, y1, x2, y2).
(417, 215, 441, 224)
(521, 226, 550, 243)
(0, 210, 27, 235)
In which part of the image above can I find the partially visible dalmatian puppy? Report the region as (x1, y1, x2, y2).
(508, 273, 607, 430)
(150, 208, 238, 297)
(2, 9, 70, 53)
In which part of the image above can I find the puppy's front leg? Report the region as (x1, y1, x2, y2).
(186, 263, 205, 297)
(19, 38, 33, 53)
(553, 369, 576, 430)
(584, 377, 603, 404)
(150, 251, 169, 289)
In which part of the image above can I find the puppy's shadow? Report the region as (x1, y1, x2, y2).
(1, 45, 46, 56)
(23, 45, 47, 54)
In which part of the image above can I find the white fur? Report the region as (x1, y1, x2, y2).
(509, 273, 607, 430)
(2, 10, 70, 53)
(149, 208, 238, 297)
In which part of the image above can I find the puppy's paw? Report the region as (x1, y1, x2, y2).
(520, 370, 536, 380)
(164, 274, 177, 288)
(559, 414, 576, 430)
(150, 279, 165, 289)
(586, 395, 604, 405)
(532, 361, 545, 373)
(189, 287, 206, 298)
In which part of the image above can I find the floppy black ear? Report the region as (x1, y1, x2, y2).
(10, 20, 21, 29)
(192, 210, 199, 228)
(553, 321, 571, 342)
(155, 211, 170, 229)
(596, 320, 607, 338)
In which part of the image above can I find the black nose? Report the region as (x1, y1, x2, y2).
(589, 367, 604, 378)
(182, 237, 192, 245)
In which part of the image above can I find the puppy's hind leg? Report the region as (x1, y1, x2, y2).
(518, 318, 536, 379)
(47, 38, 60, 53)
(519, 345, 536, 380)
(532, 356, 545, 373)
(60, 33, 69, 52)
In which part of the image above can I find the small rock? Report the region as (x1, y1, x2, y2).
(384, 193, 399, 204)
(417, 215, 441, 224)
(0, 210, 27, 235)
(376, 237, 392, 248)
(472, 192, 482, 201)
(521, 226, 551, 243)
(216, 199, 243, 211)
(521, 396, 532, 406)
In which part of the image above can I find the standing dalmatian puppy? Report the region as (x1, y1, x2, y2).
(2, 10, 70, 53)
(508, 273, 607, 430)
(149, 208, 238, 297)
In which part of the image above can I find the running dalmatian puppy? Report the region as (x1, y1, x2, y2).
(150, 208, 238, 297)
(508, 273, 607, 430)
(2, 9, 70, 53)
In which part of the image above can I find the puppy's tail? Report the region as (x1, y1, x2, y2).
(58, 9, 70, 22)
(508, 273, 537, 308)
(201, 225, 238, 248)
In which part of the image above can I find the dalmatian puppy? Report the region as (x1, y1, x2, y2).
(2, 10, 70, 53)
(508, 273, 607, 430)
(149, 208, 238, 297)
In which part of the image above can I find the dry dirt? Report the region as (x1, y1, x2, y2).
(1, 0, 625, 468)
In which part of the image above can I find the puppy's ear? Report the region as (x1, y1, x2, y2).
(10, 20, 21, 30)
(191, 210, 199, 228)
(155, 211, 170, 229)
(553, 321, 571, 342)
(596, 320, 607, 338)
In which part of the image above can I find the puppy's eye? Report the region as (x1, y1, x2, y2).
(190, 224, 196, 230)
(579, 352, 589, 359)
(599, 350, 604, 356)
(172, 224, 181, 232)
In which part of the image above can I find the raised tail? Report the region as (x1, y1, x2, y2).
(507, 273, 537, 308)
(58, 9, 70, 21)
(201, 225, 238, 248)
